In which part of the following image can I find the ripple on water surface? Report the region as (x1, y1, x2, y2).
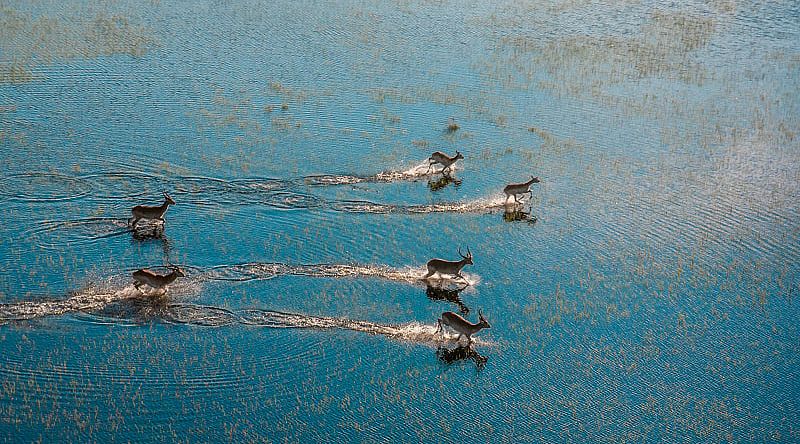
(0, 172, 93, 202)
(23, 217, 133, 249)
(77, 171, 171, 200)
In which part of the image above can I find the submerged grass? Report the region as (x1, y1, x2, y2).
(0, 5, 157, 84)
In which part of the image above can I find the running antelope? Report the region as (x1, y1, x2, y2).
(423, 247, 473, 283)
(132, 267, 185, 293)
(503, 176, 540, 203)
(130, 192, 175, 227)
(436, 309, 491, 345)
(427, 151, 463, 174)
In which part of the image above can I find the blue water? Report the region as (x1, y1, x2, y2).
(1, 0, 799, 442)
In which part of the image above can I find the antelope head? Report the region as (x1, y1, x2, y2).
(163, 191, 176, 205)
(477, 309, 491, 329)
(454, 151, 464, 161)
(529, 176, 540, 185)
(169, 266, 185, 277)
(458, 247, 474, 265)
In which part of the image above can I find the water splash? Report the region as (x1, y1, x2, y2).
(0, 274, 206, 324)
(6, 170, 506, 217)
(203, 262, 480, 286)
(332, 195, 509, 214)
(0, 294, 490, 346)
(304, 160, 457, 186)
(162, 304, 493, 346)
(0, 262, 477, 324)
(0, 285, 141, 322)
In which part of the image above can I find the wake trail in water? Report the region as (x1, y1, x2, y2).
(10, 170, 509, 218)
(163, 304, 492, 346)
(332, 196, 510, 214)
(0, 260, 480, 325)
(202, 262, 480, 287)
(0, 293, 489, 346)
(304, 161, 456, 186)
(23, 217, 167, 248)
(0, 172, 93, 202)
(0, 286, 141, 323)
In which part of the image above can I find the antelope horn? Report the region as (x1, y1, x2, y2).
(467, 246, 472, 257)
(458, 247, 464, 258)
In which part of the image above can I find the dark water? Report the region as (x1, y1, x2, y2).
(1, 0, 799, 442)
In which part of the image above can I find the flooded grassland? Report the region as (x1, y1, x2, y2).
(1, 0, 798, 442)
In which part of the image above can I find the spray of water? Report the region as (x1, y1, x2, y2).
(0, 292, 491, 346)
(304, 160, 458, 186)
(0, 285, 141, 322)
(333, 195, 510, 215)
(163, 304, 493, 347)
(202, 262, 480, 287)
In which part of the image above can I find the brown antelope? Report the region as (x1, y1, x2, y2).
(132, 267, 185, 293)
(427, 151, 463, 174)
(130, 192, 175, 227)
(503, 176, 540, 203)
(422, 247, 473, 283)
(436, 309, 491, 345)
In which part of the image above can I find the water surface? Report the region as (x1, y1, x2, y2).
(1, 0, 798, 442)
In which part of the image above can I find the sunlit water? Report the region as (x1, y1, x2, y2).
(1, 0, 798, 442)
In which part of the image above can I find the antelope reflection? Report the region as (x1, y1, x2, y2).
(436, 344, 488, 369)
(425, 282, 470, 314)
(503, 203, 537, 224)
(427, 174, 462, 192)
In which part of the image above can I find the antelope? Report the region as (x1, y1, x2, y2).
(129, 192, 175, 227)
(436, 309, 491, 345)
(132, 267, 185, 293)
(427, 151, 463, 174)
(422, 247, 473, 283)
(503, 176, 540, 203)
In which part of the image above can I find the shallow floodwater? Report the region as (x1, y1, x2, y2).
(1, 0, 798, 442)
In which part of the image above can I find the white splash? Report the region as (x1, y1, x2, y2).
(305, 159, 458, 185)
(204, 263, 480, 287)
(0, 285, 140, 322)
